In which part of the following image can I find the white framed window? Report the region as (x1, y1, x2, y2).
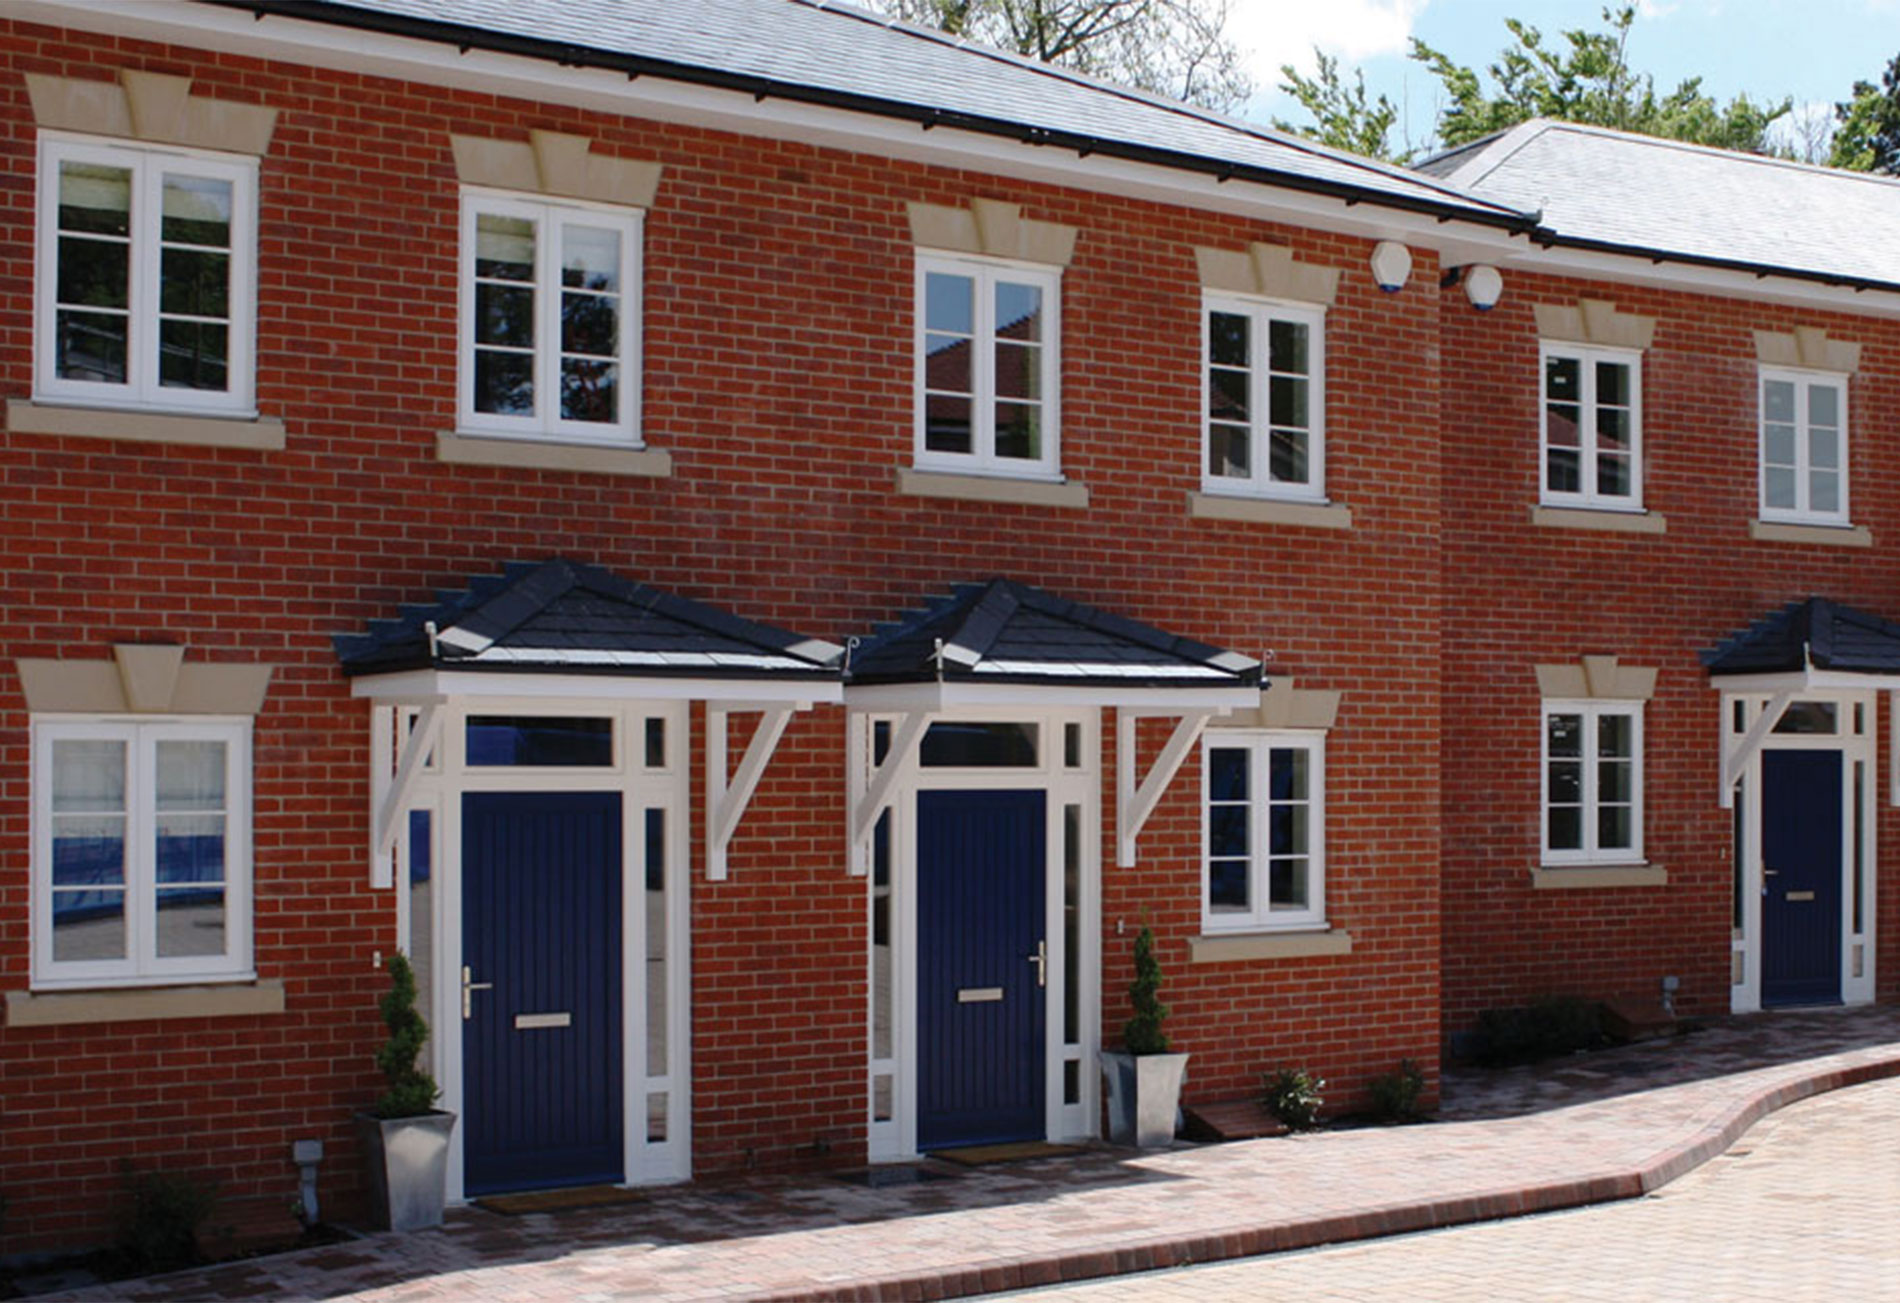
(1759, 368, 1848, 525)
(1204, 294, 1326, 500)
(915, 252, 1061, 478)
(31, 718, 253, 988)
(35, 134, 257, 414)
(1203, 731, 1325, 931)
(1542, 700, 1643, 865)
(1541, 343, 1642, 509)
(459, 191, 642, 444)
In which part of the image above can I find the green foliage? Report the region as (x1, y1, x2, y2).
(1476, 996, 1605, 1067)
(871, 0, 1252, 113)
(1276, 51, 1405, 162)
(1832, 55, 1900, 173)
(372, 951, 441, 1119)
(1261, 1067, 1325, 1129)
(1412, 6, 1789, 154)
(1367, 1058, 1427, 1122)
(113, 1165, 216, 1274)
(1121, 925, 1171, 1055)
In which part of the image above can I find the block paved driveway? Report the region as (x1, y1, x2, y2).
(1008, 1072, 1900, 1302)
(45, 1006, 1900, 1302)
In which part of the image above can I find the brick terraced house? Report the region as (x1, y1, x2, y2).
(2, 0, 1899, 1253)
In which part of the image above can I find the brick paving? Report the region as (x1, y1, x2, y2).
(43, 1005, 1900, 1303)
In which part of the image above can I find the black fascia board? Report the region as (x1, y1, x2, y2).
(211, 0, 1537, 235)
(339, 653, 841, 679)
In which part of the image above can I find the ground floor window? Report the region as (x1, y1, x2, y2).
(1202, 731, 1325, 931)
(1542, 700, 1642, 864)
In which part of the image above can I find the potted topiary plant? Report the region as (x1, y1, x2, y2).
(355, 951, 457, 1231)
(1098, 925, 1190, 1147)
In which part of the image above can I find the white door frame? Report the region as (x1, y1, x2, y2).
(382, 697, 692, 1200)
(861, 707, 1100, 1160)
(1727, 690, 1877, 1013)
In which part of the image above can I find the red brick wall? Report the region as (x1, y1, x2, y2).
(0, 19, 1446, 1252)
(1439, 270, 1900, 1034)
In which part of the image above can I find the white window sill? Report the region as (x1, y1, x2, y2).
(6, 979, 285, 1027)
(1749, 519, 1871, 548)
(9, 399, 285, 451)
(1188, 928, 1351, 963)
(437, 431, 672, 478)
(1531, 504, 1667, 535)
(896, 466, 1089, 509)
(1188, 491, 1352, 530)
(1531, 863, 1668, 889)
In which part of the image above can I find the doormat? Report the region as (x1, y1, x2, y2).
(835, 1164, 961, 1187)
(930, 1141, 1084, 1166)
(477, 1184, 645, 1215)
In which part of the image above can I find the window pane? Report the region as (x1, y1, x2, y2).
(1269, 857, 1308, 909)
(57, 310, 128, 384)
(1598, 758, 1631, 804)
(1209, 805, 1249, 858)
(1547, 713, 1583, 757)
(161, 175, 231, 248)
(1063, 803, 1080, 1045)
(1764, 467, 1797, 510)
(994, 401, 1040, 460)
(1811, 471, 1840, 514)
(925, 272, 972, 334)
(1208, 747, 1249, 802)
(1597, 805, 1632, 851)
(465, 716, 613, 766)
(644, 717, 667, 768)
(156, 886, 224, 958)
(160, 247, 230, 319)
(57, 237, 129, 308)
(474, 349, 534, 415)
(52, 814, 125, 887)
(872, 808, 893, 1058)
(645, 808, 667, 1077)
(1595, 360, 1630, 407)
(1763, 378, 1795, 423)
(1772, 701, 1837, 734)
(1547, 448, 1582, 493)
(924, 394, 972, 454)
(1548, 760, 1582, 804)
(53, 890, 125, 962)
(1596, 406, 1630, 453)
(1209, 367, 1249, 423)
(994, 342, 1041, 401)
(1763, 423, 1796, 467)
(59, 162, 131, 236)
(156, 741, 226, 810)
(561, 291, 618, 358)
(925, 333, 971, 394)
(1269, 748, 1308, 800)
(1545, 355, 1580, 403)
(1808, 383, 1839, 428)
(1269, 427, 1308, 483)
(1269, 803, 1307, 857)
(53, 740, 126, 810)
(1810, 426, 1839, 471)
(1597, 713, 1632, 758)
(561, 224, 620, 292)
(919, 721, 1037, 767)
(157, 813, 226, 884)
(1545, 403, 1581, 449)
(1269, 375, 1307, 429)
(560, 358, 618, 424)
(995, 281, 1041, 343)
(476, 283, 535, 348)
(475, 213, 536, 280)
(1209, 311, 1248, 367)
(1208, 424, 1250, 477)
(1547, 806, 1582, 851)
(1208, 860, 1249, 911)
(1268, 318, 1308, 374)
(1596, 451, 1631, 498)
(158, 319, 228, 391)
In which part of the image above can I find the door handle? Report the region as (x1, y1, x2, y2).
(1763, 868, 1780, 877)
(1026, 939, 1047, 989)
(462, 964, 493, 1020)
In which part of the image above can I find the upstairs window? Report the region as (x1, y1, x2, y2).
(915, 253, 1061, 478)
(1542, 343, 1642, 510)
(459, 192, 641, 444)
(36, 136, 256, 414)
(1759, 369, 1848, 525)
(1204, 296, 1325, 500)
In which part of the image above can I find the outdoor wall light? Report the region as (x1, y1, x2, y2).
(1462, 264, 1504, 310)
(1369, 240, 1412, 292)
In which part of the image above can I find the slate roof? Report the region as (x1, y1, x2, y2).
(1419, 119, 1900, 293)
(847, 578, 1261, 688)
(335, 558, 844, 678)
(233, 0, 1529, 226)
(1703, 598, 1900, 676)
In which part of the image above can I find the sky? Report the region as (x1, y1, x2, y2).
(1237, 0, 1898, 156)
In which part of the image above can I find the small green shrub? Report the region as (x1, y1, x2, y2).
(1476, 996, 1605, 1067)
(1262, 1067, 1325, 1129)
(1367, 1058, 1427, 1122)
(113, 1165, 216, 1274)
(1122, 926, 1171, 1056)
(372, 951, 441, 1118)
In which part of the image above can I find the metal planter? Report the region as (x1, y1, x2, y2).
(357, 1110, 457, 1231)
(1098, 1050, 1189, 1148)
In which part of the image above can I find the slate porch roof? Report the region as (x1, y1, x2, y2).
(1703, 598, 1900, 677)
(847, 578, 1262, 689)
(334, 558, 844, 678)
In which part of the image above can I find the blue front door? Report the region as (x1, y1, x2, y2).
(1761, 750, 1842, 1007)
(916, 789, 1047, 1150)
(462, 791, 624, 1193)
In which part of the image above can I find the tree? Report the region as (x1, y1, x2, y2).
(1830, 54, 1900, 173)
(1411, 6, 1790, 153)
(1276, 51, 1403, 162)
(872, 0, 1252, 114)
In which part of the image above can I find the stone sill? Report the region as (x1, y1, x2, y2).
(897, 467, 1089, 509)
(1531, 505, 1667, 535)
(6, 979, 285, 1027)
(1189, 929, 1352, 963)
(1749, 519, 1872, 548)
(1188, 492, 1353, 530)
(438, 431, 672, 477)
(8, 399, 285, 450)
(1531, 864, 1669, 890)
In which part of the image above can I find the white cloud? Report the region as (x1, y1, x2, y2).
(1228, 0, 1429, 85)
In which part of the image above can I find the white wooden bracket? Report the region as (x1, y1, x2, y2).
(848, 710, 935, 875)
(1117, 708, 1220, 867)
(1719, 690, 1790, 809)
(369, 702, 444, 886)
(706, 703, 803, 881)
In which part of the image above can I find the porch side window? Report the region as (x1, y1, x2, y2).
(1203, 294, 1325, 500)
(1759, 368, 1847, 526)
(1542, 343, 1641, 510)
(460, 191, 642, 443)
(32, 718, 252, 988)
(1203, 731, 1325, 932)
(915, 252, 1061, 478)
(1542, 700, 1643, 864)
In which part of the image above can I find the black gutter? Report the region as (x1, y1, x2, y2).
(210, 0, 1538, 235)
(1531, 229, 1900, 298)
